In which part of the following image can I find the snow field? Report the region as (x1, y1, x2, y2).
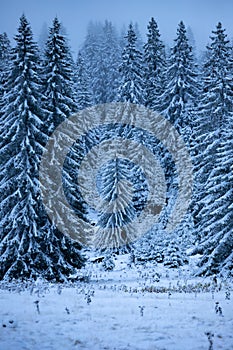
(0, 259, 232, 350)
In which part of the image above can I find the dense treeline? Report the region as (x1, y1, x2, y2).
(0, 15, 232, 281)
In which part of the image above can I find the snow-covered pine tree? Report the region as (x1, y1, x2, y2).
(121, 20, 166, 263)
(94, 154, 138, 249)
(0, 32, 11, 61)
(75, 51, 93, 110)
(133, 225, 190, 267)
(0, 32, 11, 112)
(97, 20, 121, 103)
(42, 17, 88, 263)
(133, 22, 198, 267)
(42, 16, 77, 132)
(0, 15, 47, 279)
(101, 253, 115, 271)
(118, 24, 145, 105)
(157, 21, 198, 241)
(191, 23, 233, 276)
(163, 239, 188, 268)
(160, 21, 198, 138)
(144, 17, 166, 110)
(81, 21, 103, 104)
(81, 21, 121, 104)
(0, 15, 84, 281)
(79, 25, 145, 250)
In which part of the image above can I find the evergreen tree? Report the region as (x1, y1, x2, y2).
(82, 21, 121, 104)
(0, 32, 11, 112)
(75, 51, 93, 110)
(94, 156, 137, 249)
(81, 21, 103, 105)
(144, 18, 166, 110)
(42, 17, 77, 132)
(133, 227, 189, 267)
(153, 22, 199, 243)
(118, 24, 145, 105)
(42, 15, 78, 213)
(0, 32, 11, 61)
(160, 21, 198, 137)
(163, 239, 188, 268)
(0, 15, 84, 281)
(0, 15, 47, 280)
(101, 20, 121, 103)
(133, 227, 165, 265)
(42, 17, 88, 260)
(101, 252, 115, 271)
(191, 23, 233, 276)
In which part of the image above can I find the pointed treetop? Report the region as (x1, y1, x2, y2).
(18, 13, 30, 30)
(126, 23, 137, 43)
(209, 22, 229, 47)
(149, 17, 157, 25)
(146, 17, 160, 39)
(20, 13, 28, 23)
(179, 20, 185, 28)
(176, 21, 187, 38)
(51, 16, 61, 33)
(17, 13, 32, 35)
(14, 14, 35, 49)
(0, 32, 11, 60)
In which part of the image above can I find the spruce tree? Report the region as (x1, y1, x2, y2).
(75, 51, 93, 110)
(0, 15, 84, 281)
(144, 18, 166, 110)
(0, 15, 47, 280)
(101, 20, 121, 103)
(191, 23, 233, 276)
(42, 17, 77, 132)
(0, 32, 11, 62)
(81, 22, 103, 104)
(94, 156, 137, 249)
(118, 24, 144, 105)
(0, 32, 11, 112)
(82, 21, 121, 104)
(42, 17, 88, 264)
(160, 21, 198, 137)
(156, 22, 198, 244)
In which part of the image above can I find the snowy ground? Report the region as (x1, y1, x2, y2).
(0, 255, 233, 350)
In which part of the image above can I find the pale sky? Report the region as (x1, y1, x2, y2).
(0, 0, 233, 57)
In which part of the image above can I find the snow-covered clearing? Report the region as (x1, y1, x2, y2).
(0, 255, 232, 350)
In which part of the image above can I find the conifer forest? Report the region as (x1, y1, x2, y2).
(0, 11, 232, 350)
